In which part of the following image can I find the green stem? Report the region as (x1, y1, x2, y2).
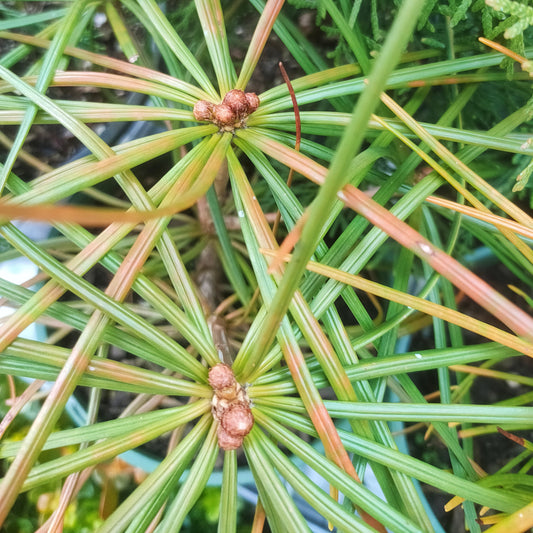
(242, 0, 427, 373)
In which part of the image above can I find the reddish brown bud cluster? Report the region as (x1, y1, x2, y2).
(209, 363, 253, 450)
(193, 89, 260, 132)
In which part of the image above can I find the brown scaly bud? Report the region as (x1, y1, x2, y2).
(217, 425, 243, 451)
(223, 89, 249, 117)
(208, 363, 235, 390)
(245, 92, 260, 114)
(220, 403, 254, 438)
(217, 385, 240, 401)
(193, 100, 214, 121)
(209, 363, 239, 401)
(209, 363, 254, 450)
(212, 103, 235, 126)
